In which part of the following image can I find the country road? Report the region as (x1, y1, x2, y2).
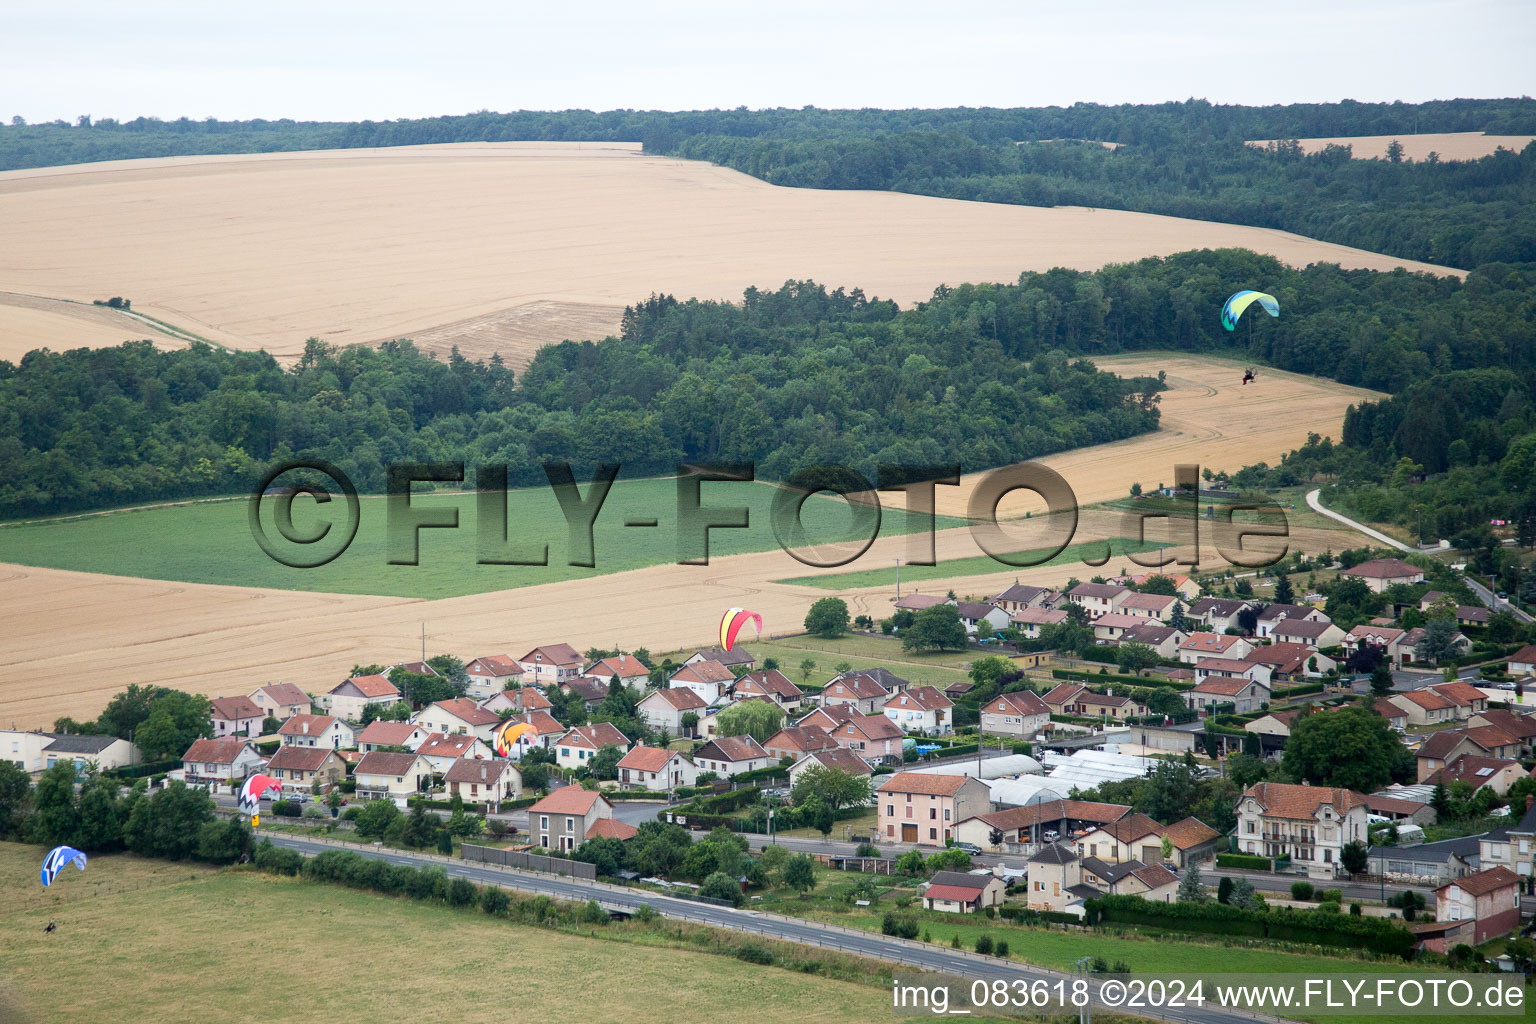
(265, 833, 1293, 1024)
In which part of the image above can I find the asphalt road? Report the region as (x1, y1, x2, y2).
(265, 834, 1291, 1024)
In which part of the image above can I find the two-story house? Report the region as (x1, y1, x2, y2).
(978, 690, 1050, 738)
(528, 787, 617, 852)
(265, 746, 346, 793)
(616, 745, 698, 790)
(827, 713, 905, 764)
(1415, 727, 1522, 782)
(412, 698, 502, 744)
(355, 720, 430, 753)
(1186, 669, 1272, 714)
(692, 735, 770, 777)
(1235, 782, 1370, 878)
(729, 669, 804, 712)
(444, 757, 521, 811)
(1339, 557, 1424, 593)
(353, 750, 433, 805)
(637, 687, 708, 737)
(277, 714, 355, 750)
(414, 732, 494, 773)
(1270, 617, 1346, 649)
(1434, 867, 1522, 947)
(1178, 633, 1255, 664)
(209, 695, 265, 738)
(763, 724, 838, 762)
(463, 655, 523, 699)
(953, 601, 1012, 635)
(324, 674, 401, 721)
(877, 771, 990, 845)
(248, 683, 312, 722)
(667, 660, 737, 705)
(517, 644, 584, 686)
(1068, 582, 1130, 620)
(586, 654, 651, 689)
(1254, 603, 1330, 639)
(883, 685, 954, 735)
(819, 672, 893, 715)
(1010, 607, 1069, 638)
(990, 583, 1052, 615)
(181, 737, 265, 786)
(1186, 598, 1253, 634)
(553, 722, 631, 771)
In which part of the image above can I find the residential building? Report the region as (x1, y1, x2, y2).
(952, 799, 1131, 852)
(954, 601, 1012, 634)
(1187, 669, 1272, 714)
(883, 685, 954, 735)
(990, 583, 1052, 615)
(877, 771, 990, 845)
(894, 593, 947, 612)
(1244, 709, 1303, 737)
(1076, 814, 1221, 868)
(1343, 625, 1407, 667)
(685, 647, 756, 672)
(1119, 592, 1177, 621)
(1, 731, 140, 776)
(413, 698, 502, 744)
(478, 686, 553, 716)
(353, 751, 432, 804)
(324, 674, 401, 721)
(496, 711, 565, 757)
(1399, 628, 1472, 665)
(1434, 867, 1521, 946)
(1075, 690, 1146, 721)
(976, 689, 1050, 739)
(554, 722, 631, 771)
(586, 654, 651, 688)
(692, 735, 771, 777)
(181, 738, 265, 785)
(763, 725, 838, 762)
(922, 871, 1006, 913)
(248, 683, 312, 721)
(355, 720, 429, 753)
(1415, 728, 1522, 782)
(787, 747, 873, 789)
(1067, 582, 1130, 620)
(637, 687, 708, 736)
(1270, 618, 1346, 649)
(1254, 603, 1329, 639)
(819, 672, 892, 714)
(1388, 689, 1460, 727)
(796, 703, 859, 733)
(1478, 800, 1536, 878)
(277, 714, 354, 750)
(444, 758, 521, 810)
(1026, 842, 1086, 913)
(209, 695, 265, 738)
(1469, 710, 1536, 754)
(1117, 623, 1187, 658)
(517, 644, 584, 685)
(1078, 858, 1180, 901)
(1186, 598, 1253, 634)
(827, 713, 905, 763)
(729, 669, 804, 712)
(1424, 755, 1528, 795)
(1365, 793, 1436, 826)
(616, 745, 698, 790)
(561, 676, 611, 710)
(1091, 612, 1146, 642)
(1235, 782, 1370, 877)
(528, 788, 615, 852)
(1246, 642, 1335, 681)
(1508, 645, 1536, 676)
(1010, 607, 1069, 637)
(1423, 681, 1489, 721)
(414, 732, 494, 773)
(1178, 633, 1255, 663)
(266, 746, 346, 793)
(463, 655, 523, 699)
(1339, 558, 1425, 592)
(668, 660, 737, 705)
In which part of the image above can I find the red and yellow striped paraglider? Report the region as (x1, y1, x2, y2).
(718, 608, 763, 652)
(494, 719, 536, 758)
(238, 774, 283, 826)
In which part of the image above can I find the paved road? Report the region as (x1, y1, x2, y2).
(265, 834, 1290, 1024)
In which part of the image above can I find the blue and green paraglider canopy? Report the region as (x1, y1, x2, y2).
(1221, 290, 1279, 331)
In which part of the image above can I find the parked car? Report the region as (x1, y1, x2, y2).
(955, 842, 982, 856)
(1043, 829, 1060, 842)
(1497, 681, 1517, 691)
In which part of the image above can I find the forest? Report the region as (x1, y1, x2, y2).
(0, 281, 1160, 518)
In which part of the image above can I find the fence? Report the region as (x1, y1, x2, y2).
(461, 843, 596, 880)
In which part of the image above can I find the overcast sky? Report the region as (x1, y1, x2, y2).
(3, 1, 1531, 123)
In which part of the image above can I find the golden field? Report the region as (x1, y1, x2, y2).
(1247, 131, 1535, 161)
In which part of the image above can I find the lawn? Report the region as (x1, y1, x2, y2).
(697, 632, 978, 690)
(0, 478, 961, 599)
(776, 537, 1162, 590)
(0, 842, 892, 1024)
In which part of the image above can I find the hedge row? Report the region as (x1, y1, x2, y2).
(1000, 907, 1082, 926)
(731, 765, 791, 785)
(1051, 669, 1192, 690)
(105, 758, 182, 780)
(1273, 682, 1326, 699)
(1084, 894, 1416, 959)
(1215, 853, 1273, 870)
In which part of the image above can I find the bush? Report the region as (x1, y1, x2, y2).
(480, 887, 511, 916)
(994, 940, 1009, 958)
(735, 943, 774, 964)
(950, 934, 961, 948)
(1349, 903, 1362, 916)
(446, 877, 478, 908)
(699, 871, 744, 907)
(1216, 853, 1272, 871)
(1317, 901, 1341, 914)
(633, 903, 659, 924)
(301, 804, 325, 819)
(253, 838, 302, 875)
(881, 912, 920, 939)
(854, 842, 880, 857)
(580, 898, 610, 925)
(983, 905, 996, 919)
(974, 935, 994, 955)
(1290, 881, 1315, 901)
(1086, 894, 1416, 959)
(270, 799, 302, 818)
(1319, 889, 1342, 904)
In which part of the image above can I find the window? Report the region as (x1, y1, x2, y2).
(540, 815, 548, 831)
(566, 817, 575, 832)
(930, 808, 937, 820)
(929, 828, 937, 840)
(886, 804, 894, 816)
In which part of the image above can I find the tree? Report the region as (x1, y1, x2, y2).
(588, 745, 623, 781)
(123, 781, 214, 859)
(1369, 663, 1395, 696)
(1273, 573, 1295, 605)
(0, 761, 30, 839)
(1430, 782, 1453, 820)
(894, 850, 926, 875)
(799, 793, 835, 837)
(714, 699, 785, 743)
(699, 871, 744, 907)
(196, 818, 252, 863)
(902, 604, 968, 652)
(572, 836, 626, 876)
(1282, 705, 1405, 793)
(73, 774, 126, 851)
(798, 658, 818, 683)
(1167, 602, 1189, 631)
(1217, 876, 1234, 905)
(1116, 642, 1158, 677)
(1141, 761, 1198, 824)
(1341, 840, 1370, 877)
(782, 853, 817, 892)
(1144, 688, 1185, 718)
(353, 798, 404, 839)
(1417, 618, 1462, 665)
(790, 765, 872, 814)
(804, 597, 851, 638)
(968, 655, 1013, 692)
(27, 762, 81, 847)
(1227, 752, 1268, 789)
(1229, 878, 1264, 911)
(1177, 861, 1206, 902)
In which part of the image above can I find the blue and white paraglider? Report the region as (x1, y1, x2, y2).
(40, 845, 87, 887)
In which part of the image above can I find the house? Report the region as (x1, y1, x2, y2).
(1387, 689, 1459, 727)
(1415, 727, 1522, 782)
(1091, 613, 1146, 642)
(616, 745, 698, 790)
(209, 695, 265, 738)
(1187, 666, 1272, 713)
(1244, 709, 1303, 737)
(828, 714, 906, 764)
(181, 738, 265, 785)
(990, 583, 1053, 615)
(1246, 642, 1335, 681)
(1508, 645, 1536, 676)
(444, 757, 521, 810)
(729, 669, 804, 712)
(1, 731, 140, 777)
(517, 643, 585, 685)
(692, 735, 771, 777)
(1178, 633, 1254, 663)
(277, 714, 355, 750)
(1117, 623, 1187, 659)
(413, 698, 502, 744)
(1040, 683, 1086, 716)
(1343, 625, 1407, 667)
(954, 601, 1012, 634)
(1026, 842, 1086, 913)
(1434, 867, 1522, 946)
(819, 671, 894, 714)
(1478, 800, 1536, 878)
(1365, 793, 1436, 826)
(1423, 681, 1489, 720)
(1078, 858, 1180, 901)
(952, 799, 1131, 852)
(1270, 618, 1347, 649)
(796, 703, 860, 734)
(1077, 815, 1221, 868)
(554, 722, 631, 771)
(686, 647, 756, 672)
(979, 690, 1050, 738)
(877, 771, 990, 845)
(1074, 690, 1146, 721)
(324, 674, 401, 721)
(355, 720, 430, 753)
(248, 683, 312, 721)
(883, 686, 954, 735)
(414, 732, 494, 773)
(921, 870, 1006, 913)
(1469, 709, 1536, 754)
(637, 687, 708, 736)
(944, 680, 975, 699)
(265, 746, 346, 793)
(1010, 607, 1069, 638)
(527, 787, 615, 852)
(1254, 603, 1329, 639)
(763, 725, 838, 762)
(1339, 557, 1425, 592)
(1186, 598, 1253, 634)
(1399, 628, 1472, 665)
(1124, 573, 1202, 601)
(1119, 592, 1177, 622)
(353, 751, 433, 804)
(586, 654, 651, 688)
(1424, 754, 1528, 795)
(1067, 582, 1130, 620)
(668, 660, 737, 705)
(463, 655, 523, 699)
(788, 747, 874, 789)
(478, 686, 553, 716)
(561, 676, 612, 711)
(1235, 782, 1371, 877)
(894, 593, 948, 612)
(496, 711, 565, 757)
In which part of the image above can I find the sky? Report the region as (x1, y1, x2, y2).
(2, 0, 1532, 123)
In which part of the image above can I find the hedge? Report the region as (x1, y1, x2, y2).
(731, 765, 790, 785)
(1000, 907, 1082, 926)
(1051, 669, 1193, 690)
(270, 800, 302, 817)
(1085, 894, 1416, 959)
(1216, 853, 1273, 871)
(605, 790, 672, 801)
(1273, 682, 1326, 699)
(105, 758, 182, 780)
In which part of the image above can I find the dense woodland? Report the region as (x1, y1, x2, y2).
(0, 282, 1159, 517)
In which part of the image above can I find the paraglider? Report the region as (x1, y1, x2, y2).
(494, 719, 536, 758)
(1221, 290, 1279, 331)
(40, 846, 87, 887)
(718, 608, 763, 652)
(238, 773, 283, 826)
(1242, 367, 1257, 386)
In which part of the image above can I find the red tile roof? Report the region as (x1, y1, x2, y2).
(355, 751, 425, 776)
(252, 682, 310, 707)
(267, 746, 340, 772)
(880, 770, 974, 796)
(983, 690, 1050, 717)
(765, 725, 837, 754)
(529, 787, 607, 815)
(924, 883, 987, 903)
(1181, 633, 1242, 653)
(671, 660, 736, 685)
(559, 722, 630, 749)
(444, 758, 514, 785)
(519, 643, 583, 666)
(1241, 781, 1366, 819)
(697, 735, 768, 762)
(586, 818, 638, 840)
(210, 695, 263, 721)
(800, 748, 872, 775)
(1397, 689, 1456, 711)
(617, 745, 677, 773)
(645, 687, 708, 711)
(182, 738, 255, 764)
(1442, 865, 1520, 897)
(889, 685, 953, 711)
(588, 654, 649, 679)
(338, 674, 399, 698)
(466, 655, 522, 678)
(416, 733, 480, 758)
(1341, 558, 1422, 580)
(732, 669, 803, 700)
(357, 721, 420, 746)
(430, 698, 501, 727)
(278, 714, 341, 737)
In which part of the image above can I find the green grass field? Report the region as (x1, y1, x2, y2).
(682, 632, 978, 690)
(775, 537, 1163, 589)
(0, 479, 963, 598)
(0, 843, 892, 1024)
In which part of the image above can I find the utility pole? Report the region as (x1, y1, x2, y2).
(420, 621, 427, 663)
(895, 558, 902, 600)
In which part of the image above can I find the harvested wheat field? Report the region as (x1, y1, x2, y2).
(1247, 131, 1535, 161)
(0, 142, 1458, 366)
(0, 293, 186, 362)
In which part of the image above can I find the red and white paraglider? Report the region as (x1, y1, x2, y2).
(238, 774, 283, 826)
(718, 608, 763, 652)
